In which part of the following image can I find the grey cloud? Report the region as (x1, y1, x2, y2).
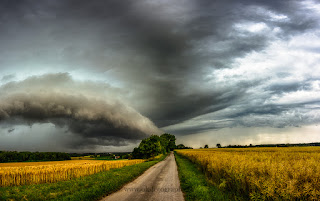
(1, 74, 15, 82)
(0, 0, 319, 148)
(0, 1, 274, 102)
(267, 83, 311, 93)
(165, 104, 320, 135)
(0, 74, 161, 150)
(7, 128, 14, 133)
(0, 124, 139, 152)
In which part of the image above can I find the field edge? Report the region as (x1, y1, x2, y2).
(0, 154, 167, 201)
(174, 151, 231, 201)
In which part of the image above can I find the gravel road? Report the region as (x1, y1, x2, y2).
(100, 152, 184, 201)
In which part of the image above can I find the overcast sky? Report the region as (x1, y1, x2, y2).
(0, 0, 319, 152)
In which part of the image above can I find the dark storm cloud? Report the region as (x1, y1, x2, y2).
(112, 0, 319, 126)
(165, 101, 320, 135)
(0, 74, 161, 149)
(0, 0, 319, 146)
(267, 83, 311, 93)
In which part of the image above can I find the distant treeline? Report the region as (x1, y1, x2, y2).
(220, 142, 320, 148)
(69, 152, 132, 160)
(69, 152, 130, 157)
(0, 151, 71, 163)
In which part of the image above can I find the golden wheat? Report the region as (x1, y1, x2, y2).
(176, 147, 320, 200)
(0, 159, 144, 187)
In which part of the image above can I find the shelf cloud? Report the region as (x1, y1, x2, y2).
(0, 74, 161, 151)
(0, 0, 319, 150)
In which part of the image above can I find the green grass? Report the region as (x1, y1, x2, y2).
(174, 151, 231, 201)
(0, 154, 167, 201)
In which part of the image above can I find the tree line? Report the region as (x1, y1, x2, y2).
(210, 142, 320, 148)
(0, 151, 71, 162)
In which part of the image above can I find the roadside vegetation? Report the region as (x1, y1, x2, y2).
(174, 152, 230, 201)
(176, 147, 320, 200)
(0, 154, 167, 201)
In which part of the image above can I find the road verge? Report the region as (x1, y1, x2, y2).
(174, 151, 230, 201)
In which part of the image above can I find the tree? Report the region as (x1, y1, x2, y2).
(176, 144, 186, 149)
(132, 133, 177, 159)
(160, 133, 176, 152)
(216, 143, 222, 148)
(204, 144, 209, 148)
(132, 147, 142, 159)
(136, 135, 164, 159)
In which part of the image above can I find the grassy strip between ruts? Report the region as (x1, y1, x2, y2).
(174, 151, 232, 201)
(0, 154, 167, 201)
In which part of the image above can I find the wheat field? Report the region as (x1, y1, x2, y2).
(0, 159, 145, 187)
(176, 147, 320, 200)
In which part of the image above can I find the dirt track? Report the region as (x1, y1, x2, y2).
(100, 152, 184, 201)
